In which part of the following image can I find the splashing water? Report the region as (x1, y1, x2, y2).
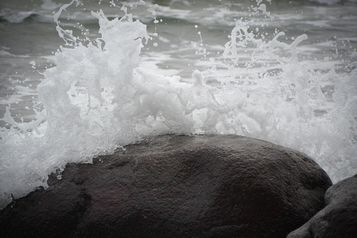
(0, 0, 356, 208)
(206, 20, 357, 182)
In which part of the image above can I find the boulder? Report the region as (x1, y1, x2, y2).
(287, 174, 357, 238)
(0, 135, 332, 238)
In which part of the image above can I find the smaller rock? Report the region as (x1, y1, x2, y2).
(287, 174, 357, 238)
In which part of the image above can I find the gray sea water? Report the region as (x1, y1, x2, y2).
(0, 0, 356, 207)
(1, 0, 357, 94)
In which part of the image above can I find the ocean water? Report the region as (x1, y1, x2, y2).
(0, 0, 356, 208)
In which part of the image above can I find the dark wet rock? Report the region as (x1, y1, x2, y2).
(0, 135, 331, 238)
(287, 174, 357, 238)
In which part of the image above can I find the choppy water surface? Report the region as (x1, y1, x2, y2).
(0, 0, 356, 207)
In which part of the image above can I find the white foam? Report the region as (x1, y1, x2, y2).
(41, 0, 61, 10)
(0, 9, 36, 23)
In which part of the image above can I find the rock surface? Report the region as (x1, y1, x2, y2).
(287, 174, 357, 238)
(0, 135, 331, 238)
